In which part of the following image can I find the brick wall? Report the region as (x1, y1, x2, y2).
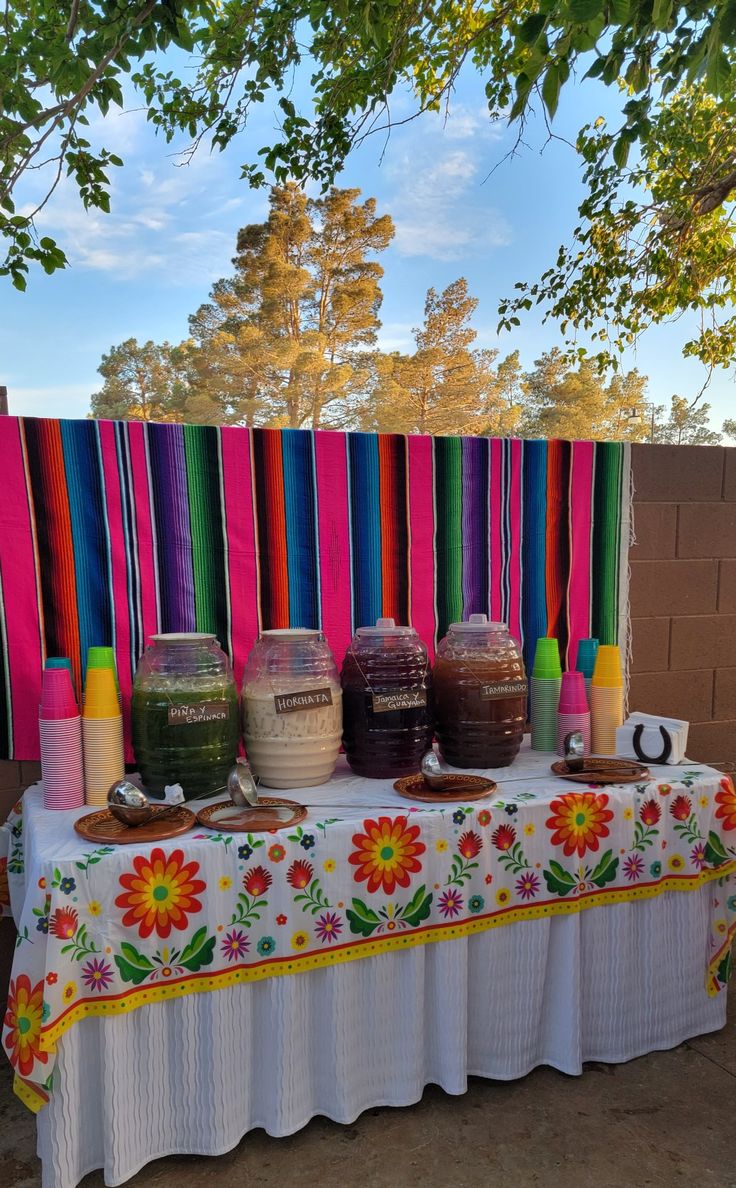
(0, 441, 733, 812)
(630, 442, 736, 771)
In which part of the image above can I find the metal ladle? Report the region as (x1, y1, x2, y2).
(563, 731, 586, 773)
(420, 750, 458, 792)
(107, 761, 261, 827)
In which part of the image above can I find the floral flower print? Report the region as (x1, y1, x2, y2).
(238, 843, 253, 861)
(546, 792, 613, 858)
(35, 915, 49, 935)
(650, 860, 662, 878)
(691, 842, 707, 870)
(4, 975, 47, 1077)
(276, 914, 287, 926)
(256, 936, 276, 957)
(218, 876, 232, 891)
(315, 912, 343, 944)
(45, 972, 57, 986)
(657, 784, 672, 797)
(48, 907, 78, 939)
(62, 981, 76, 1003)
(268, 844, 285, 863)
(116, 848, 206, 940)
(477, 810, 491, 827)
(452, 810, 466, 825)
(322, 859, 336, 873)
(669, 795, 692, 822)
(623, 853, 645, 882)
(495, 888, 510, 906)
(504, 803, 518, 817)
(715, 777, 736, 831)
(438, 889, 464, 919)
(435, 839, 449, 853)
(523, 822, 535, 837)
(458, 831, 482, 859)
(640, 799, 661, 826)
(300, 834, 316, 851)
(349, 816, 424, 895)
(59, 877, 76, 895)
(516, 871, 540, 901)
(286, 860, 314, 889)
(242, 866, 272, 897)
(291, 930, 310, 951)
(468, 895, 484, 914)
(667, 854, 685, 873)
(81, 958, 114, 993)
(221, 930, 250, 963)
(491, 824, 516, 851)
(87, 901, 102, 917)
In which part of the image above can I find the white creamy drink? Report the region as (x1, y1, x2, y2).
(241, 629, 343, 789)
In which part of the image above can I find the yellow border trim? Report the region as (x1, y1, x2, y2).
(13, 1074, 48, 1113)
(39, 862, 736, 1052)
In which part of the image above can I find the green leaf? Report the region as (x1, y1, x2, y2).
(612, 135, 630, 168)
(179, 927, 216, 972)
(518, 13, 547, 44)
(543, 861, 577, 897)
(115, 943, 155, 985)
(590, 850, 618, 888)
(346, 898, 381, 937)
(608, 0, 630, 19)
(402, 885, 433, 928)
(704, 831, 729, 868)
(706, 49, 731, 95)
(569, 0, 603, 20)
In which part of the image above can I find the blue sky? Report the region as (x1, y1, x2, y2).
(2, 65, 735, 432)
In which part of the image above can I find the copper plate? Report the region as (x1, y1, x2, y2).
(74, 806, 196, 844)
(394, 773, 496, 803)
(196, 797, 307, 832)
(550, 757, 650, 785)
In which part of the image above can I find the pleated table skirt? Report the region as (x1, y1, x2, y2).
(38, 886, 727, 1188)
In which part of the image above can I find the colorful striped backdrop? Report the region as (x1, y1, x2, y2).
(0, 419, 631, 760)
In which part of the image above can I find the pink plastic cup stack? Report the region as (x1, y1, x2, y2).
(39, 666, 85, 810)
(556, 670, 591, 756)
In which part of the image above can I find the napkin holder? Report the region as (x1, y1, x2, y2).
(615, 712, 689, 765)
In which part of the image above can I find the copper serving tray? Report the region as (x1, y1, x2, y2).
(74, 806, 196, 844)
(550, 757, 650, 785)
(197, 796, 307, 832)
(393, 773, 497, 803)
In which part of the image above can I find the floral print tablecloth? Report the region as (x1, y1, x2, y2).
(2, 761, 735, 1112)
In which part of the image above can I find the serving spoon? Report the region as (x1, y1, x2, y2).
(107, 762, 261, 827)
(420, 750, 461, 791)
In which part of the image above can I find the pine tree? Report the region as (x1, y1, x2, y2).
(653, 396, 722, 445)
(519, 349, 650, 441)
(90, 340, 189, 422)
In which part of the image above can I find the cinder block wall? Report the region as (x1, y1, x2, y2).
(629, 442, 736, 771)
(0, 441, 733, 817)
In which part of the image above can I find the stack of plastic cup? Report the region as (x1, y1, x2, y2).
(39, 667, 85, 810)
(531, 637, 562, 751)
(82, 666, 124, 805)
(574, 638, 599, 703)
(590, 644, 624, 755)
(556, 671, 591, 755)
(87, 646, 120, 700)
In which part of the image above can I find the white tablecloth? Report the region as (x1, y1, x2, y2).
(3, 743, 730, 1188)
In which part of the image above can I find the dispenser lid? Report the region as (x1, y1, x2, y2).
(355, 617, 417, 637)
(448, 614, 508, 633)
(150, 633, 216, 644)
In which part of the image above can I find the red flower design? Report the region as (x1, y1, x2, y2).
(242, 865, 272, 897)
(715, 777, 736, 831)
(286, 860, 314, 890)
(46, 972, 57, 985)
(546, 792, 614, 858)
(640, 799, 661, 826)
(48, 906, 78, 939)
(4, 975, 47, 1078)
(669, 795, 692, 822)
(491, 824, 516, 851)
(115, 848, 205, 940)
(276, 914, 287, 926)
(349, 815, 425, 895)
(458, 830, 483, 859)
(477, 810, 491, 828)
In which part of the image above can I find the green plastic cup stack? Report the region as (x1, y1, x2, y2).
(531, 637, 562, 752)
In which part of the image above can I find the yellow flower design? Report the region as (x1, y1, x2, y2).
(323, 859, 336, 873)
(218, 876, 232, 891)
(700, 796, 709, 808)
(435, 838, 449, 853)
(495, 888, 510, 907)
(63, 981, 76, 1003)
(667, 854, 685, 872)
(291, 930, 309, 951)
(623, 807, 634, 821)
(87, 900, 101, 917)
(523, 822, 535, 837)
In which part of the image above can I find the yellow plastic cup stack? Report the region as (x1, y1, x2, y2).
(590, 645, 624, 755)
(82, 666, 124, 805)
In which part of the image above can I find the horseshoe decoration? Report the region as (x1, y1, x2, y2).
(632, 724, 672, 765)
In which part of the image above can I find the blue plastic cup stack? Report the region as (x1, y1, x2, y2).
(574, 638, 599, 703)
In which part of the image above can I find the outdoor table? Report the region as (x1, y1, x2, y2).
(2, 743, 735, 1188)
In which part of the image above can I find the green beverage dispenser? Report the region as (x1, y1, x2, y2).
(132, 633, 239, 799)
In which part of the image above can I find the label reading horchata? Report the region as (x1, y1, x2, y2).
(168, 701, 230, 725)
(480, 680, 528, 701)
(372, 689, 428, 714)
(274, 688, 333, 715)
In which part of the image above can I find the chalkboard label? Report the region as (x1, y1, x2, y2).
(480, 680, 528, 701)
(274, 688, 333, 714)
(372, 689, 428, 714)
(168, 701, 230, 725)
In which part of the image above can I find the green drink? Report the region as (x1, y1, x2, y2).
(132, 634, 240, 800)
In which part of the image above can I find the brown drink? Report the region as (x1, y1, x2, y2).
(433, 615, 527, 769)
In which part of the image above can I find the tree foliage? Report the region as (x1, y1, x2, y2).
(520, 348, 649, 439)
(5, 1, 736, 370)
(90, 338, 189, 422)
